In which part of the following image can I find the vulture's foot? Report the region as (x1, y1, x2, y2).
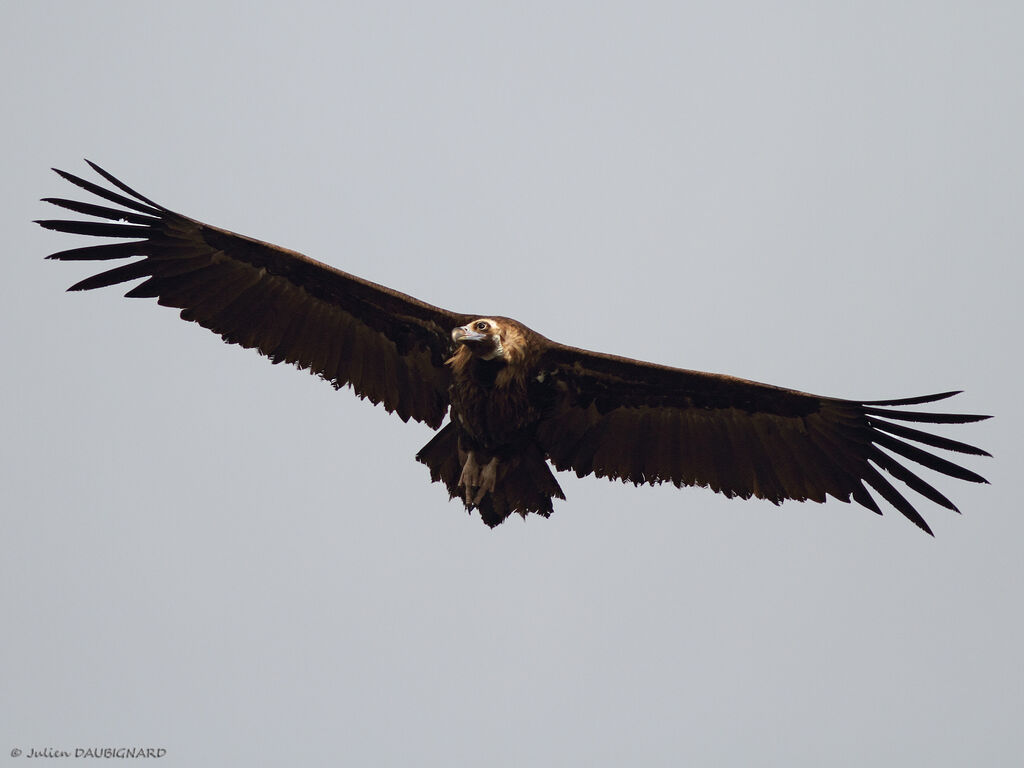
(458, 452, 499, 505)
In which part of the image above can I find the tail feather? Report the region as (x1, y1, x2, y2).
(416, 423, 464, 497)
(416, 423, 565, 527)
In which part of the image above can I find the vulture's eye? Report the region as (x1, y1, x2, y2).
(474, 321, 488, 332)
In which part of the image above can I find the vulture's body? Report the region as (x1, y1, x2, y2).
(37, 162, 990, 534)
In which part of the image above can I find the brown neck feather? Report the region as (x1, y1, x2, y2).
(447, 322, 529, 386)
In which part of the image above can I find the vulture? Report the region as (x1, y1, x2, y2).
(36, 161, 991, 535)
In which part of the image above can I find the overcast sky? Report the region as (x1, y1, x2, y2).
(2, 2, 1021, 766)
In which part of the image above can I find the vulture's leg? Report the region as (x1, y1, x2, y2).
(458, 451, 481, 504)
(458, 452, 500, 505)
(472, 457, 500, 505)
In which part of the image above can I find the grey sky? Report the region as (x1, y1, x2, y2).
(3, 2, 1021, 766)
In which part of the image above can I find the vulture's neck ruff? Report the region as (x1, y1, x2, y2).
(448, 319, 531, 390)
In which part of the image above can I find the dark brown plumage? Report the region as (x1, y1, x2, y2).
(36, 162, 991, 534)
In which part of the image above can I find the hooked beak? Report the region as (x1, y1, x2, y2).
(452, 326, 487, 344)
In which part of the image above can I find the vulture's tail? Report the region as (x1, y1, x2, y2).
(416, 423, 565, 527)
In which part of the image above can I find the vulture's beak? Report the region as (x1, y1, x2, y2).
(452, 326, 487, 344)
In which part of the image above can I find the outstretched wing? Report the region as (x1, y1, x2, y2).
(37, 162, 475, 427)
(535, 344, 990, 534)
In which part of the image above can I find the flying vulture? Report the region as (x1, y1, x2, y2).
(36, 162, 990, 534)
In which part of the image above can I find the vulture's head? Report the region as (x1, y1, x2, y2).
(452, 318, 508, 360)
